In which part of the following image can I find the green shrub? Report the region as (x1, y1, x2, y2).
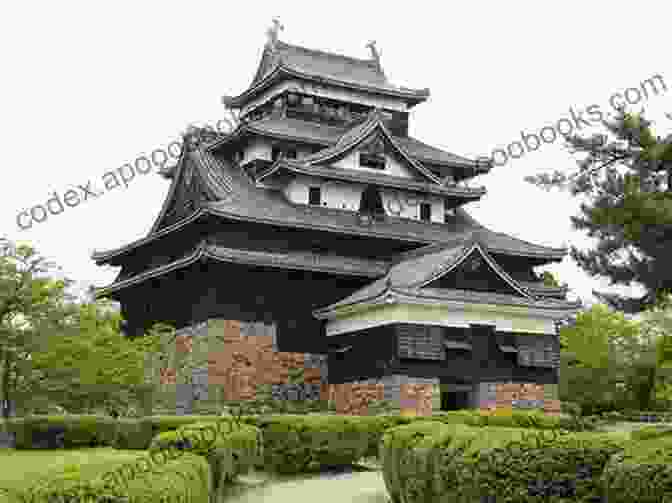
(380, 421, 629, 503)
(149, 419, 262, 490)
(245, 414, 373, 474)
(112, 418, 153, 450)
(8, 415, 117, 449)
(631, 424, 672, 441)
(24, 451, 211, 503)
(602, 436, 672, 502)
(143, 414, 223, 437)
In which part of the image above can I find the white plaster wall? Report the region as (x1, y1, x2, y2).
(283, 174, 446, 223)
(283, 176, 363, 210)
(324, 303, 560, 337)
(240, 79, 409, 117)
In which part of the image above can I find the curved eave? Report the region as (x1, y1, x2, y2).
(302, 115, 442, 185)
(258, 161, 486, 199)
(313, 287, 583, 320)
(95, 244, 388, 297)
(224, 63, 430, 109)
(91, 209, 207, 264)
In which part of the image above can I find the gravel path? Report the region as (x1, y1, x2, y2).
(217, 468, 389, 503)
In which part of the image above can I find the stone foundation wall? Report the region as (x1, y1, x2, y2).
(474, 381, 561, 416)
(324, 376, 437, 416)
(156, 318, 329, 414)
(156, 318, 560, 416)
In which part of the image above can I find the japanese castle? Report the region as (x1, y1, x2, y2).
(94, 24, 581, 415)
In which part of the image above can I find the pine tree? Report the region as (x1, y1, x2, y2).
(525, 108, 672, 313)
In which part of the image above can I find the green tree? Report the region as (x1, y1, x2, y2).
(559, 304, 642, 413)
(0, 238, 76, 419)
(524, 108, 672, 314)
(30, 300, 161, 416)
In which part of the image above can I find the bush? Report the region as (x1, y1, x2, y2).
(25, 451, 211, 503)
(7, 415, 117, 449)
(148, 419, 262, 490)
(631, 424, 672, 441)
(243, 414, 374, 474)
(380, 421, 629, 503)
(112, 418, 153, 450)
(602, 436, 672, 502)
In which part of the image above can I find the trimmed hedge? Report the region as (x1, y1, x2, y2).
(430, 409, 599, 431)
(6, 415, 117, 449)
(602, 436, 672, 502)
(148, 420, 262, 489)
(23, 451, 211, 503)
(241, 414, 377, 474)
(631, 424, 672, 441)
(380, 421, 630, 503)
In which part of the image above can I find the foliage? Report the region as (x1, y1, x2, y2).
(559, 301, 672, 413)
(524, 108, 672, 313)
(0, 238, 77, 421)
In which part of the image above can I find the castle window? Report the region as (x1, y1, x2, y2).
(286, 148, 297, 159)
(359, 185, 385, 218)
(272, 147, 282, 161)
(420, 202, 432, 222)
(360, 152, 385, 170)
(309, 186, 321, 206)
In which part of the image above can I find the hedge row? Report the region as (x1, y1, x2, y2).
(380, 421, 670, 503)
(602, 436, 672, 502)
(23, 452, 211, 503)
(11, 419, 261, 503)
(4, 410, 596, 454)
(148, 420, 262, 490)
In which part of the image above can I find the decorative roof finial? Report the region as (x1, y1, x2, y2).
(266, 18, 284, 51)
(366, 40, 380, 67)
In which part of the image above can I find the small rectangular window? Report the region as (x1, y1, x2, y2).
(286, 149, 297, 159)
(271, 147, 282, 161)
(360, 153, 385, 170)
(420, 202, 431, 222)
(309, 187, 321, 206)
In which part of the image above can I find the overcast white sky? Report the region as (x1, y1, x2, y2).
(2, 1, 671, 308)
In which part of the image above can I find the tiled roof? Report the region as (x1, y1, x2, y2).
(517, 280, 569, 298)
(226, 40, 430, 107)
(92, 144, 566, 264)
(314, 282, 581, 318)
(316, 241, 539, 312)
(258, 160, 486, 199)
(95, 241, 390, 297)
(256, 41, 388, 88)
(213, 116, 484, 170)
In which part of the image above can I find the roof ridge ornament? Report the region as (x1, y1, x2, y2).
(266, 18, 284, 51)
(366, 40, 381, 70)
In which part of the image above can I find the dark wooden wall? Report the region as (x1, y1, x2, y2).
(325, 323, 558, 386)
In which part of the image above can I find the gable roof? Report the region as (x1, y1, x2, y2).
(225, 40, 430, 108)
(299, 110, 442, 181)
(312, 241, 581, 319)
(255, 111, 467, 190)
